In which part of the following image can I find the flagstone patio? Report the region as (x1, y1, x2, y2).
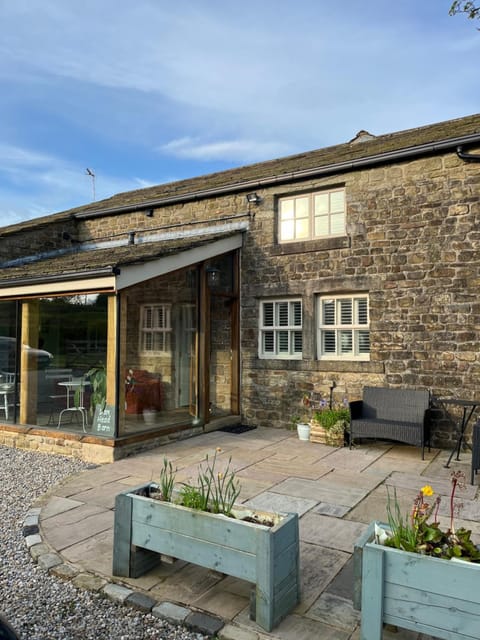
(36, 427, 478, 639)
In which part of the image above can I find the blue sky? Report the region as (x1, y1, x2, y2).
(0, 0, 478, 227)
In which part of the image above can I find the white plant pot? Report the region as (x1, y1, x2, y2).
(143, 409, 157, 425)
(297, 422, 311, 441)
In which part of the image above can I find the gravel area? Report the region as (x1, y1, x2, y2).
(0, 446, 212, 640)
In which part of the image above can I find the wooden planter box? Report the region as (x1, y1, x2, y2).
(354, 521, 480, 640)
(113, 483, 300, 631)
(310, 421, 345, 446)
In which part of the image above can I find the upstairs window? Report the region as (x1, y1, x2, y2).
(259, 299, 302, 359)
(317, 294, 370, 360)
(140, 304, 172, 353)
(279, 187, 345, 243)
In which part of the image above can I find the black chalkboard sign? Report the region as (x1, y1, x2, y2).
(92, 404, 116, 436)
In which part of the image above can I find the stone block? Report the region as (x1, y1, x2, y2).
(152, 601, 190, 624)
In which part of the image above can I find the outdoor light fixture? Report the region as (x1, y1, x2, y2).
(246, 192, 261, 205)
(206, 267, 221, 289)
(145, 208, 154, 217)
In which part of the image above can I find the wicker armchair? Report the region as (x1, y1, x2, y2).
(349, 387, 431, 459)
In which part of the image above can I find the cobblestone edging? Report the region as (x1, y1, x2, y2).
(22, 506, 258, 640)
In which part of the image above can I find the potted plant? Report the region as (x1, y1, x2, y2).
(310, 397, 349, 446)
(294, 393, 312, 441)
(353, 471, 480, 640)
(112, 454, 300, 632)
(85, 363, 107, 417)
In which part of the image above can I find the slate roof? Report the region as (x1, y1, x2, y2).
(3, 112, 480, 235)
(0, 230, 240, 286)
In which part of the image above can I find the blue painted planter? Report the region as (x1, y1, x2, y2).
(354, 521, 480, 640)
(112, 482, 300, 631)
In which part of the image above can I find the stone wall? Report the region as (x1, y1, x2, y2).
(239, 148, 480, 448)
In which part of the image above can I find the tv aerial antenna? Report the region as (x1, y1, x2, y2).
(85, 168, 96, 201)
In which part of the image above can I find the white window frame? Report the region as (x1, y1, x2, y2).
(278, 187, 345, 243)
(259, 299, 302, 359)
(317, 294, 370, 361)
(139, 303, 172, 353)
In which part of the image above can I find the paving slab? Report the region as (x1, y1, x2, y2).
(249, 459, 334, 480)
(306, 592, 359, 632)
(41, 506, 113, 551)
(40, 495, 85, 519)
(319, 469, 387, 491)
(300, 513, 368, 552)
(61, 527, 114, 577)
(148, 563, 223, 604)
(234, 608, 350, 640)
(324, 556, 355, 601)
(321, 444, 391, 472)
(193, 584, 249, 619)
(68, 479, 140, 509)
(272, 477, 370, 508)
(387, 471, 477, 499)
(295, 542, 349, 615)
(244, 490, 318, 517)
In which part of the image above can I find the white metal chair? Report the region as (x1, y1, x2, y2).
(0, 371, 16, 421)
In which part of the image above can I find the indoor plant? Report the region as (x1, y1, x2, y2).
(112, 454, 300, 631)
(354, 471, 480, 640)
(84, 362, 107, 416)
(310, 396, 349, 445)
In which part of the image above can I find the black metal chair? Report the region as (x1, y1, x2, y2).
(471, 420, 480, 485)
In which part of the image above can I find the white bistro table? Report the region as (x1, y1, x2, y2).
(57, 379, 90, 432)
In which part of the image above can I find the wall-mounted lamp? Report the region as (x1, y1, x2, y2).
(246, 192, 261, 205)
(145, 208, 154, 217)
(206, 267, 221, 289)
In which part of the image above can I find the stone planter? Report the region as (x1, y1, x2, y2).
(113, 482, 300, 631)
(354, 521, 480, 640)
(309, 421, 345, 446)
(296, 422, 311, 441)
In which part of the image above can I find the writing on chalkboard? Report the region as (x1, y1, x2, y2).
(92, 405, 115, 435)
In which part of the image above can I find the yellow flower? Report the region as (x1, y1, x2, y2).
(421, 485, 434, 497)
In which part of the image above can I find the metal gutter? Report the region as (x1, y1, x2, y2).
(457, 145, 480, 162)
(74, 132, 480, 221)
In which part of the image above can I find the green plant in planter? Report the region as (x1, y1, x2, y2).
(381, 471, 480, 561)
(155, 453, 241, 517)
(313, 406, 350, 434)
(157, 457, 176, 502)
(312, 394, 349, 430)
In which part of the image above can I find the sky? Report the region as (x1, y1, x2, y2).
(0, 0, 478, 228)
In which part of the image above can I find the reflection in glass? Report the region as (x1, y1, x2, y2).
(121, 267, 198, 435)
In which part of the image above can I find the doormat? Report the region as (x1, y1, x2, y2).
(218, 425, 257, 434)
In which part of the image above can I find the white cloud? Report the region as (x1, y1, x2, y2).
(0, 1, 478, 224)
(160, 137, 293, 163)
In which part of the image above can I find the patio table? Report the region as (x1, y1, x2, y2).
(57, 379, 90, 432)
(436, 397, 480, 468)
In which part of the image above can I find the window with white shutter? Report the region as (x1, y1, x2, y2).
(140, 304, 172, 353)
(259, 299, 302, 359)
(317, 294, 370, 360)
